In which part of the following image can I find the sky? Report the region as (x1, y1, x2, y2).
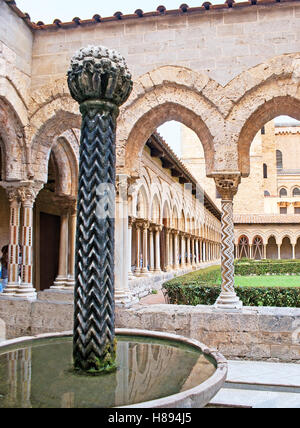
(15, 0, 300, 156)
(16, 0, 227, 23)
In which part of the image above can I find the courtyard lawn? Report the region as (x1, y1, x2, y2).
(235, 275, 300, 288)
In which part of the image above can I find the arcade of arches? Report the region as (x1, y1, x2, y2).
(1, 0, 300, 309)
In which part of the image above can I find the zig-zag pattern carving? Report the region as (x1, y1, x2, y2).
(73, 108, 116, 371)
(221, 201, 235, 294)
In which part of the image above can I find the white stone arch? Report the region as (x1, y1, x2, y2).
(118, 66, 223, 178)
(0, 96, 27, 181)
(150, 193, 162, 225)
(228, 54, 300, 178)
(134, 182, 150, 219)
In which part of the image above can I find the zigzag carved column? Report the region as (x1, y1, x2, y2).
(68, 46, 133, 372)
(214, 174, 243, 310)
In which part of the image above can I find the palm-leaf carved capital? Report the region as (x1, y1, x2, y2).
(68, 45, 133, 107)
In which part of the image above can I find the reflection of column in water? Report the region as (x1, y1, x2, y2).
(115, 341, 129, 407)
(20, 348, 32, 408)
(128, 343, 175, 405)
(6, 350, 18, 406)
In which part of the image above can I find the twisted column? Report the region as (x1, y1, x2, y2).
(214, 174, 243, 310)
(68, 46, 133, 372)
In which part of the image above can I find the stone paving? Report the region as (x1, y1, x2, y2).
(210, 360, 300, 408)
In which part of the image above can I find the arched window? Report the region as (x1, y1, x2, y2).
(279, 188, 287, 198)
(264, 190, 270, 197)
(276, 150, 283, 170)
(263, 164, 268, 179)
(293, 188, 300, 197)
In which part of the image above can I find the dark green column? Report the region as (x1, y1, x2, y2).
(67, 46, 133, 373)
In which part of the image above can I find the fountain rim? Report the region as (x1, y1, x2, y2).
(0, 328, 227, 409)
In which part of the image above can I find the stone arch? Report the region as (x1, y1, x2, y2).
(135, 184, 149, 219)
(266, 235, 278, 260)
(162, 200, 171, 228)
(50, 134, 79, 197)
(151, 193, 161, 224)
(281, 236, 293, 260)
(238, 235, 250, 259)
(117, 66, 223, 178)
(225, 53, 300, 177)
(0, 97, 27, 181)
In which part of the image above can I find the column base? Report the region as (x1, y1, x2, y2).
(2, 283, 19, 296)
(115, 289, 139, 308)
(214, 292, 243, 311)
(51, 277, 69, 289)
(15, 284, 37, 300)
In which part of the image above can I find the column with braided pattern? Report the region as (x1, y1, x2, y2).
(68, 46, 133, 372)
(214, 174, 243, 310)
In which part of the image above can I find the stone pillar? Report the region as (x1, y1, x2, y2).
(180, 233, 186, 268)
(292, 244, 296, 260)
(128, 217, 135, 279)
(134, 223, 141, 276)
(52, 211, 69, 289)
(17, 184, 42, 300)
(191, 237, 196, 267)
(67, 206, 77, 287)
(278, 243, 281, 260)
(263, 244, 267, 260)
(68, 45, 133, 371)
(214, 174, 243, 310)
(173, 230, 180, 270)
(154, 226, 162, 273)
(149, 227, 155, 273)
(141, 221, 150, 276)
(3, 188, 21, 295)
(115, 175, 138, 307)
(186, 235, 191, 267)
(195, 239, 200, 265)
(165, 228, 171, 272)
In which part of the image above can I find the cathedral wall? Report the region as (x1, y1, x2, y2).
(30, 2, 300, 90)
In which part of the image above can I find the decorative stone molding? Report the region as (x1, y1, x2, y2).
(213, 173, 241, 201)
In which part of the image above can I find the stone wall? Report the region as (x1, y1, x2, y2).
(30, 2, 300, 90)
(0, 295, 299, 362)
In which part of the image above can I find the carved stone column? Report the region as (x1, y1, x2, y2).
(134, 223, 141, 276)
(154, 226, 162, 273)
(17, 183, 42, 300)
(191, 237, 196, 267)
(149, 227, 155, 273)
(141, 221, 150, 276)
(214, 174, 243, 310)
(180, 233, 186, 268)
(52, 209, 69, 289)
(128, 217, 135, 279)
(3, 187, 21, 295)
(67, 204, 77, 287)
(173, 230, 180, 270)
(68, 46, 133, 372)
(186, 235, 191, 267)
(164, 228, 171, 272)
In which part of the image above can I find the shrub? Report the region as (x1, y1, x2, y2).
(235, 261, 300, 276)
(163, 265, 300, 308)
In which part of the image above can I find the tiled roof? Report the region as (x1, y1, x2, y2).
(234, 214, 300, 224)
(5, 0, 300, 31)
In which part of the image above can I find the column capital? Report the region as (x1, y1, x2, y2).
(18, 181, 44, 207)
(213, 173, 241, 200)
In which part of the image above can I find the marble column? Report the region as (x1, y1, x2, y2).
(134, 223, 141, 276)
(165, 228, 171, 272)
(149, 227, 155, 273)
(17, 184, 42, 300)
(154, 226, 162, 273)
(214, 174, 243, 310)
(181, 233, 186, 268)
(52, 210, 69, 289)
(128, 217, 135, 279)
(67, 205, 77, 287)
(141, 221, 150, 276)
(174, 230, 180, 270)
(3, 187, 21, 296)
(186, 235, 191, 267)
(191, 237, 196, 267)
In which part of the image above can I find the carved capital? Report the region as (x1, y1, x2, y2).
(68, 45, 133, 108)
(6, 187, 20, 204)
(214, 173, 241, 201)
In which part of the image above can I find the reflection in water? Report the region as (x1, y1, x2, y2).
(0, 337, 216, 408)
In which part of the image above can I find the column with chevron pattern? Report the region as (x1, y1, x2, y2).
(214, 174, 243, 310)
(67, 46, 133, 372)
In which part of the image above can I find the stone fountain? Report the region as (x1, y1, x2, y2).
(0, 46, 227, 408)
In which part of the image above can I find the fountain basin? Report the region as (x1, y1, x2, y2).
(0, 329, 227, 408)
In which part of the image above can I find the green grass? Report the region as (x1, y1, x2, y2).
(235, 275, 300, 288)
